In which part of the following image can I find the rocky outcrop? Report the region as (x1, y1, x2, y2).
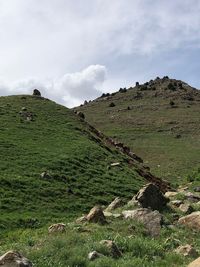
(178, 211, 200, 230)
(0, 251, 32, 267)
(99, 240, 122, 258)
(122, 208, 162, 237)
(179, 203, 193, 214)
(135, 183, 169, 211)
(86, 206, 107, 224)
(48, 223, 66, 233)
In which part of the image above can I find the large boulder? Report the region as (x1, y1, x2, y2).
(105, 197, 123, 212)
(0, 251, 32, 267)
(99, 240, 122, 258)
(188, 257, 200, 267)
(86, 206, 107, 224)
(122, 208, 162, 237)
(178, 211, 200, 230)
(135, 183, 169, 211)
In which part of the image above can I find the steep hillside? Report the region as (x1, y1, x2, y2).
(76, 77, 200, 183)
(0, 94, 154, 230)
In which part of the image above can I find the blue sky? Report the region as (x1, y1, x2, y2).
(0, 0, 200, 107)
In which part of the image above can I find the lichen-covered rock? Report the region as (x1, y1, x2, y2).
(122, 208, 162, 237)
(135, 183, 169, 210)
(48, 223, 66, 233)
(178, 211, 200, 230)
(99, 240, 122, 258)
(86, 206, 107, 224)
(0, 251, 32, 267)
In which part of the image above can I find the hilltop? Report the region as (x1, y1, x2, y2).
(76, 77, 200, 183)
(0, 93, 167, 231)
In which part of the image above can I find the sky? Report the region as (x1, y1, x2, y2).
(0, 0, 200, 107)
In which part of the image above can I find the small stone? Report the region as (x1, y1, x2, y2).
(76, 216, 87, 224)
(170, 200, 183, 207)
(179, 203, 193, 214)
(175, 244, 198, 257)
(105, 197, 123, 212)
(88, 251, 104, 261)
(0, 251, 32, 267)
(48, 223, 66, 233)
(100, 240, 122, 258)
(165, 191, 178, 198)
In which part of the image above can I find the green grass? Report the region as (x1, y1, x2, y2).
(0, 95, 145, 230)
(0, 213, 198, 267)
(77, 78, 200, 184)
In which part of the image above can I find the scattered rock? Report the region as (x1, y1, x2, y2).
(21, 107, 27, 111)
(165, 191, 178, 198)
(0, 251, 32, 267)
(76, 216, 88, 224)
(122, 208, 162, 237)
(109, 102, 115, 107)
(194, 187, 200, 192)
(188, 257, 200, 267)
(170, 200, 183, 207)
(175, 244, 198, 257)
(110, 162, 121, 167)
(178, 211, 200, 230)
(135, 183, 169, 211)
(103, 211, 122, 219)
(88, 251, 104, 261)
(105, 197, 123, 212)
(179, 203, 194, 214)
(86, 206, 107, 224)
(40, 171, 51, 179)
(33, 89, 41, 96)
(100, 240, 122, 258)
(184, 192, 200, 203)
(48, 223, 66, 233)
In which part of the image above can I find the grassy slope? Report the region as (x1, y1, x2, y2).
(0, 95, 145, 230)
(77, 78, 200, 184)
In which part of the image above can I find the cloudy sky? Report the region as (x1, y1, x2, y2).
(0, 0, 200, 107)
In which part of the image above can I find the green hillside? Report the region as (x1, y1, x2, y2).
(0, 94, 149, 230)
(76, 77, 200, 183)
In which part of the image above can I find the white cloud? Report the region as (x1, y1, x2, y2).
(0, 65, 106, 107)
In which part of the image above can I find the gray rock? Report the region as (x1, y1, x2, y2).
(122, 208, 162, 237)
(175, 244, 198, 257)
(0, 251, 32, 267)
(105, 197, 123, 212)
(179, 203, 193, 214)
(86, 206, 107, 224)
(135, 183, 169, 211)
(33, 89, 41, 96)
(88, 251, 104, 261)
(48, 223, 66, 233)
(178, 211, 200, 230)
